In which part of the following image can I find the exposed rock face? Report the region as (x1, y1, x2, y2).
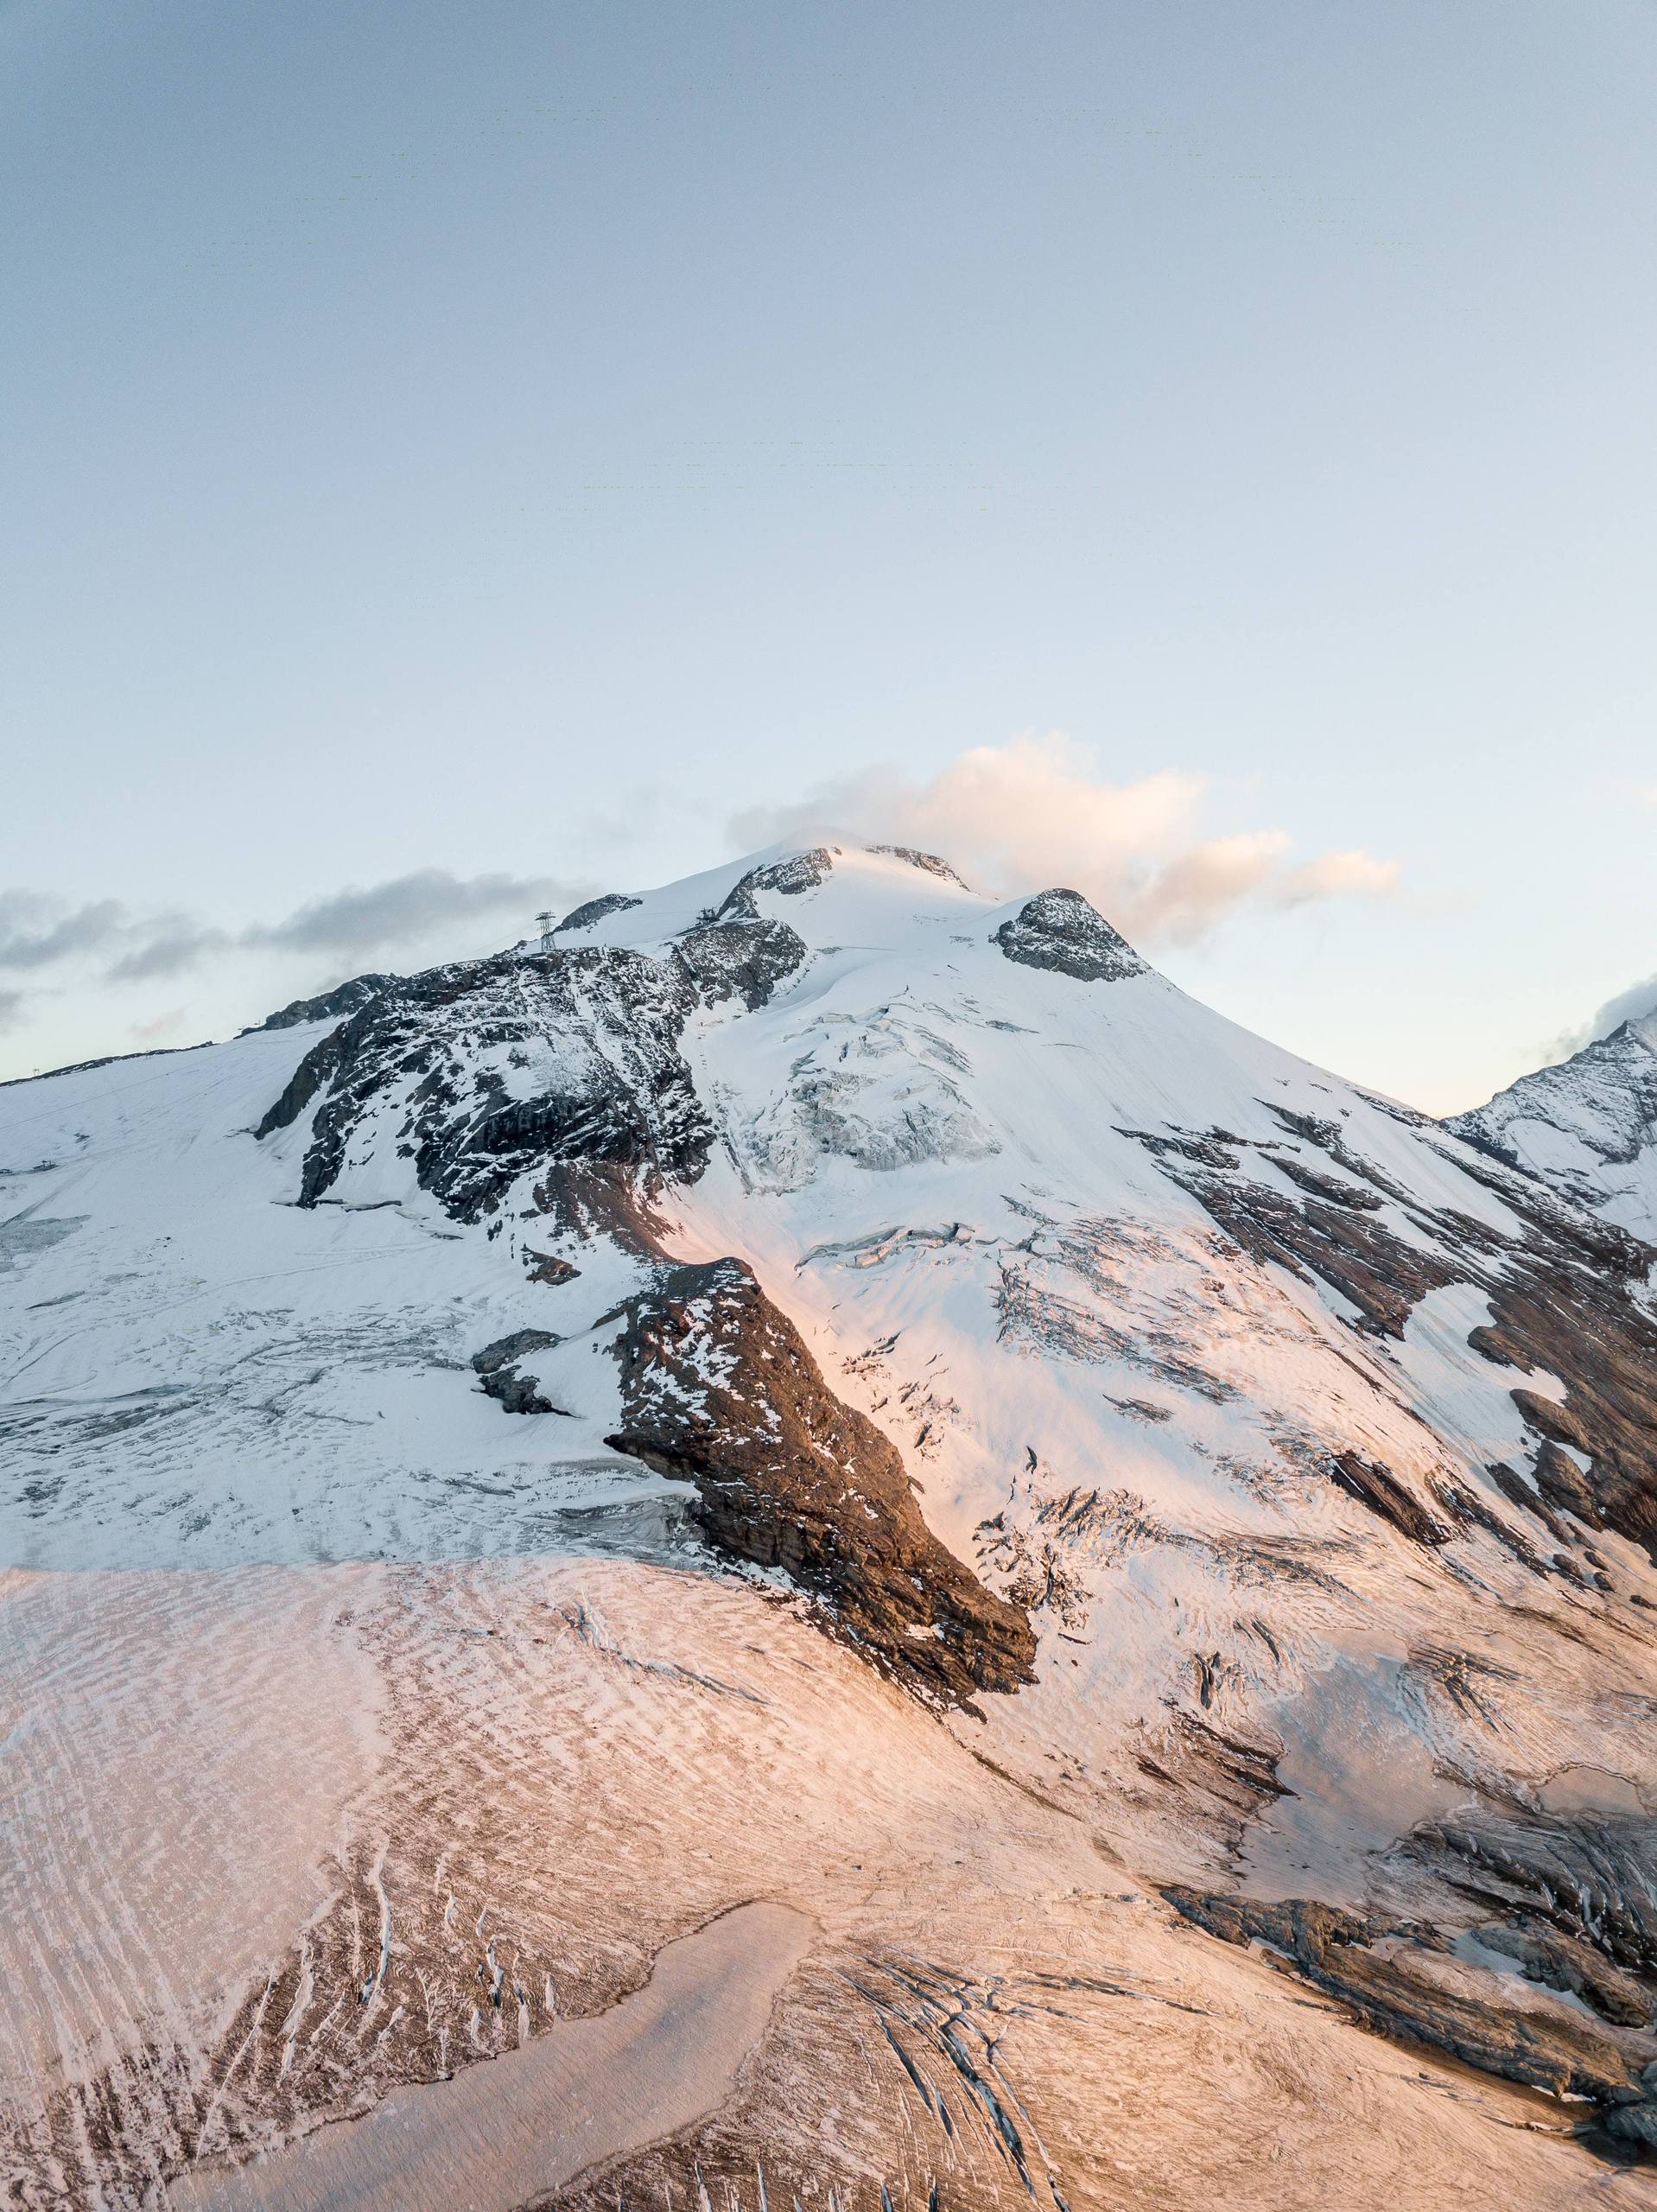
(244, 974, 398, 1033)
(1133, 1113, 1657, 1564)
(556, 892, 643, 933)
(603, 1257, 1037, 1708)
(256, 947, 713, 1221)
(867, 843, 969, 886)
(1163, 1887, 1654, 2115)
(1450, 1013, 1657, 1238)
(713, 848, 836, 920)
(1329, 1451, 1450, 1547)
(1170, 1803, 1657, 2146)
(676, 916, 809, 1010)
(1168, 1160, 1460, 1339)
(1468, 1255, 1657, 1563)
(1411, 1813, 1657, 1985)
(471, 1329, 568, 1414)
(1474, 1922, 1652, 2028)
(524, 1248, 580, 1286)
(993, 889, 1146, 982)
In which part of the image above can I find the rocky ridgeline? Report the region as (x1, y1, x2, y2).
(1450, 1011, 1657, 1238)
(256, 945, 714, 1219)
(1130, 1109, 1657, 1567)
(603, 1257, 1038, 1708)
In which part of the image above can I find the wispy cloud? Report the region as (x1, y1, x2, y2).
(1546, 971, 1657, 1064)
(130, 1007, 191, 1044)
(0, 988, 27, 1034)
(0, 870, 587, 989)
(105, 922, 231, 982)
(0, 893, 130, 972)
(244, 870, 577, 962)
(731, 734, 1400, 946)
(1277, 849, 1402, 904)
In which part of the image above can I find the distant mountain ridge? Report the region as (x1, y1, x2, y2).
(1450, 1008, 1657, 1241)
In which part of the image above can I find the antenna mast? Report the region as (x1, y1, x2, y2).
(535, 909, 556, 956)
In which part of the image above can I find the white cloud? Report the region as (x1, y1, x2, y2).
(1560, 973, 1657, 1055)
(1276, 849, 1403, 906)
(730, 734, 1400, 946)
(1533, 970, 1657, 1070)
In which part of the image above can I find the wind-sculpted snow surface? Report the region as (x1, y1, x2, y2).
(4, 840, 1657, 2209)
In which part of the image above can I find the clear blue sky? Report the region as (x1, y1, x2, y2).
(3, 0, 1654, 1108)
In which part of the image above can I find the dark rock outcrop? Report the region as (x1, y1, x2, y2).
(1435, 1143, 1657, 1559)
(524, 1248, 581, 1286)
(257, 947, 712, 1222)
(1164, 1887, 1652, 2115)
(556, 893, 643, 933)
(1329, 1451, 1449, 1547)
(1158, 1156, 1457, 1339)
(1202, 1809, 1657, 2134)
(713, 848, 836, 922)
(471, 1328, 569, 1414)
(1474, 1921, 1652, 2028)
(603, 1257, 1037, 1708)
(1412, 1813, 1657, 1983)
(244, 975, 397, 1034)
(676, 917, 809, 1011)
(1138, 1111, 1657, 1564)
(1270, 1154, 1385, 1211)
(867, 843, 968, 886)
(994, 889, 1146, 983)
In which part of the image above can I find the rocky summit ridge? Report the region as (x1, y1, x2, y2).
(1451, 1008, 1657, 1243)
(4, 837, 1657, 2210)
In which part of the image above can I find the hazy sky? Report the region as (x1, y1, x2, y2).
(3, 0, 1654, 1109)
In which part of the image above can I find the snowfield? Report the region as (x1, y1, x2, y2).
(3, 841, 1656, 2209)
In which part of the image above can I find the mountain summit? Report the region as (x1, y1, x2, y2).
(4, 840, 1657, 2208)
(1451, 1008, 1657, 1241)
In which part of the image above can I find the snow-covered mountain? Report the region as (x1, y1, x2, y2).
(4, 841, 1657, 2211)
(1450, 1011, 1657, 1243)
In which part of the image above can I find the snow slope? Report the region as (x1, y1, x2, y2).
(3, 841, 1657, 2209)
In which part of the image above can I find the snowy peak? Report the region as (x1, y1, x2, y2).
(1450, 1007, 1657, 1241)
(10, 838, 1657, 2203)
(250, 841, 1171, 1239)
(543, 837, 1149, 977)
